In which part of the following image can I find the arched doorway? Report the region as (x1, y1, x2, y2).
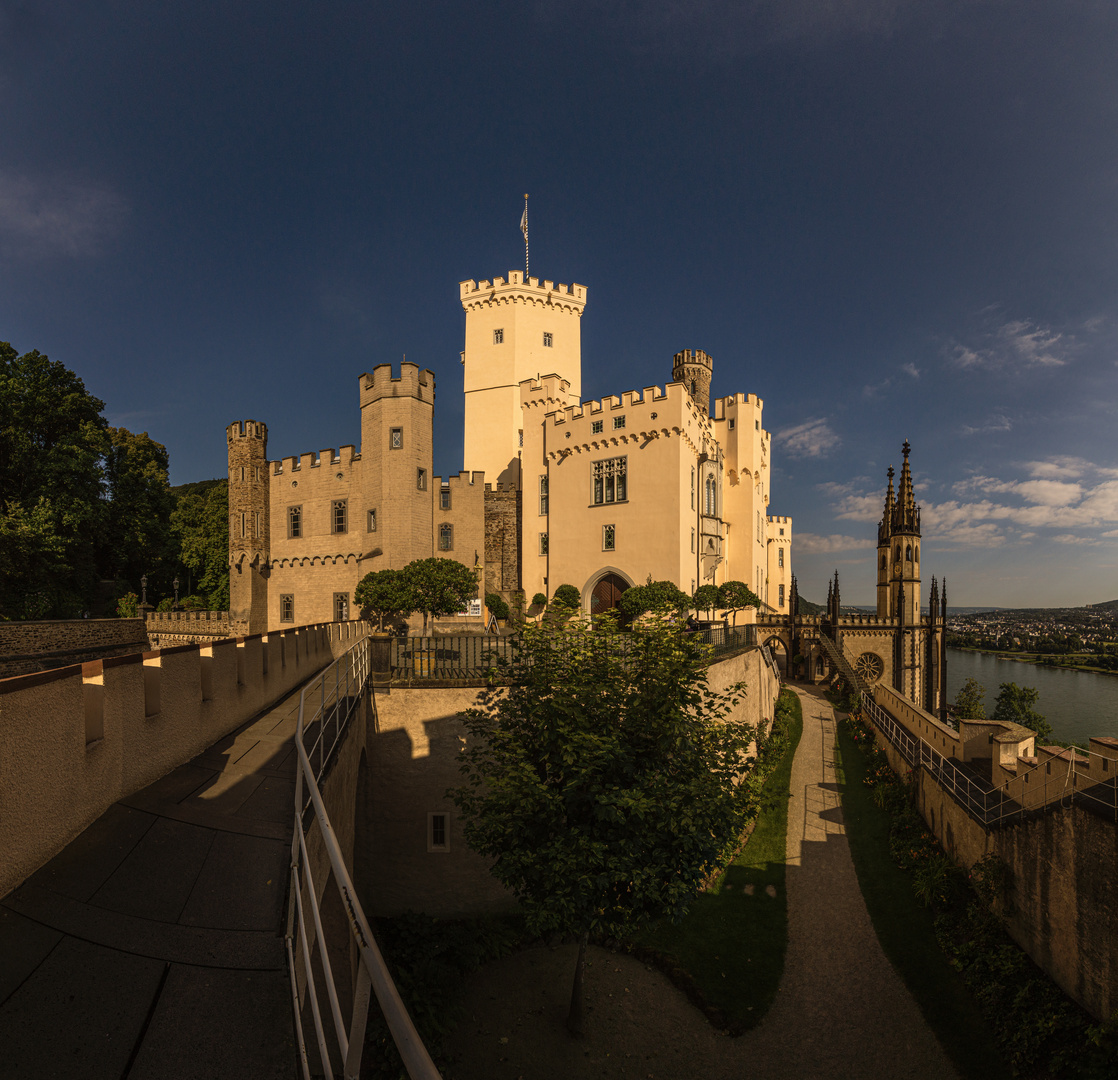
(590, 573, 629, 615)
(764, 636, 789, 676)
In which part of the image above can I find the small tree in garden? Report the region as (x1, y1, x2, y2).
(405, 557, 478, 632)
(617, 579, 691, 624)
(693, 583, 721, 620)
(485, 592, 510, 621)
(718, 580, 760, 627)
(452, 613, 753, 1036)
(552, 583, 581, 610)
(354, 568, 413, 630)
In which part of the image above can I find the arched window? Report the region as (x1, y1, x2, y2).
(704, 475, 716, 516)
(895, 544, 901, 561)
(880, 554, 886, 570)
(915, 545, 919, 563)
(905, 544, 912, 561)
(691, 379, 697, 396)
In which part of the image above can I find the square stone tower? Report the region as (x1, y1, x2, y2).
(460, 272, 587, 487)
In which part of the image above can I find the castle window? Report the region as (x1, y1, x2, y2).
(915, 545, 919, 563)
(779, 528, 784, 536)
(288, 506, 302, 538)
(755, 420, 760, 430)
(728, 418, 735, 430)
(332, 500, 347, 534)
(240, 466, 245, 482)
(691, 467, 695, 510)
(254, 511, 262, 538)
(705, 476, 717, 517)
(592, 456, 627, 505)
(543, 332, 553, 347)
(438, 523, 453, 551)
(427, 812, 449, 852)
(613, 416, 625, 430)
(539, 532, 548, 555)
(779, 584, 785, 607)
(690, 379, 696, 396)
(519, 429, 523, 448)
(493, 328, 504, 344)
(778, 547, 784, 568)
(390, 427, 403, 449)
(906, 544, 912, 561)
(280, 594, 294, 623)
(592, 420, 603, 434)
(334, 593, 348, 621)
(602, 524, 615, 551)
(539, 475, 548, 515)
(240, 512, 246, 538)
(367, 509, 376, 532)
(440, 488, 451, 510)
(417, 468, 427, 491)
(691, 528, 695, 553)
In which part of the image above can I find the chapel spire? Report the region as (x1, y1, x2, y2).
(892, 439, 920, 536)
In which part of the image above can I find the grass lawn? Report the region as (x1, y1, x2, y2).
(636, 688, 803, 1032)
(834, 718, 1013, 1080)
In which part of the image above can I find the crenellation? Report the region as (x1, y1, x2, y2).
(360, 362, 436, 406)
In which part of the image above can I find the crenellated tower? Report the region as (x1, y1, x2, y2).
(359, 363, 436, 570)
(227, 419, 270, 635)
(460, 272, 587, 486)
(672, 349, 713, 417)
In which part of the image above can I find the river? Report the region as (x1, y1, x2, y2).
(946, 648, 1118, 745)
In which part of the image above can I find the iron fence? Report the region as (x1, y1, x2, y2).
(288, 639, 441, 1080)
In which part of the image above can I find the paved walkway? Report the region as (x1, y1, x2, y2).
(0, 694, 302, 1079)
(445, 684, 961, 1079)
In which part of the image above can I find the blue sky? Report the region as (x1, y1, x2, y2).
(2, 1, 1116, 607)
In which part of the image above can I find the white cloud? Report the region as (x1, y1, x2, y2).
(795, 532, 874, 554)
(960, 412, 1011, 436)
(901, 362, 920, 379)
(950, 317, 1074, 371)
(776, 417, 840, 459)
(0, 170, 127, 258)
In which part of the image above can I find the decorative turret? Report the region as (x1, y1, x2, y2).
(891, 439, 921, 535)
(672, 349, 713, 417)
(877, 440, 922, 621)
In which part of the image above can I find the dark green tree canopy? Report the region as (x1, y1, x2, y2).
(354, 568, 413, 630)
(953, 677, 986, 721)
(617, 579, 691, 623)
(718, 580, 761, 626)
(452, 613, 753, 1032)
(552, 583, 581, 609)
(992, 682, 1052, 740)
(170, 482, 230, 611)
(693, 583, 721, 617)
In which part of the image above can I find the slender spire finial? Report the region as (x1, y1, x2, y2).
(520, 194, 529, 277)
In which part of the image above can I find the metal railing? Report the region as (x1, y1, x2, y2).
(288, 639, 441, 1080)
(391, 634, 518, 680)
(860, 690, 1118, 827)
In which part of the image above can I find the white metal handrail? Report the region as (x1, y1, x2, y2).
(287, 639, 442, 1080)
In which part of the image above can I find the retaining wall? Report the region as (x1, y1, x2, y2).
(0, 620, 369, 899)
(866, 694, 1118, 1021)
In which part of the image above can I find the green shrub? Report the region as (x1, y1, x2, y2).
(552, 583, 580, 609)
(484, 592, 509, 620)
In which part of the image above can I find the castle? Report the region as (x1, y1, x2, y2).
(227, 269, 792, 634)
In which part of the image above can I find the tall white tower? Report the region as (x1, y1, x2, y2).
(459, 271, 587, 486)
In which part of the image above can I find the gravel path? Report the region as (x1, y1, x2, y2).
(444, 685, 959, 1080)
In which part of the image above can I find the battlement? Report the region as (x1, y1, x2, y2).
(459, 272, 588, 313)
(520, 373, 573, 406)
(548, 381, 696, 430)
(672, 348, 713, 371)
(272, 444, 360, 474)
(360, 363, 436, 406)
(437, 470, 486, 488)
(768, 515, 792, 526)
(227, 419, 268, 442)
(712, 393, 763, 419)
(483, 480, 519, 494)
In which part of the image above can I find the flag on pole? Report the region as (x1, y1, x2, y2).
(520, 205, 528, 241)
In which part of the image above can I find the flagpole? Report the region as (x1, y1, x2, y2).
(521, 194, 529, 277)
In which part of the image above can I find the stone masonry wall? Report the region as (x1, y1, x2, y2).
(0, 619, 150, 679)
(484, 485, 521, 599)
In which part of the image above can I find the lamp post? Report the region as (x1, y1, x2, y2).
(140, 575, 147, 606)
(173, 576, 180, 607)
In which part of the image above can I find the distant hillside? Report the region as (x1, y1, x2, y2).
(171, 478, 226, 498)
(1091, 599, 1118, 613)
(797, 597, 824, 615)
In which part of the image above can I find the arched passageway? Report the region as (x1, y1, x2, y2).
(589, 573, 629, 615)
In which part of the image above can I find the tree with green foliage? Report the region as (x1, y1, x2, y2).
(100, 427, 175, 587)
(485, 592, 510, 621)
(693, 583, 721, 619)
(552, 583, 581, 610)
(405, 557, 478, 632)
(617, 579, 691, 624)
(354, 568, 414, 630)
(452, 613, 753, 1035)
(170, 483, 230, 610)
(718, 580, 761, 627)
(1, 341, 109, 616)
(953, 677, 986, 720)
(992, 682, 1052, 740)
